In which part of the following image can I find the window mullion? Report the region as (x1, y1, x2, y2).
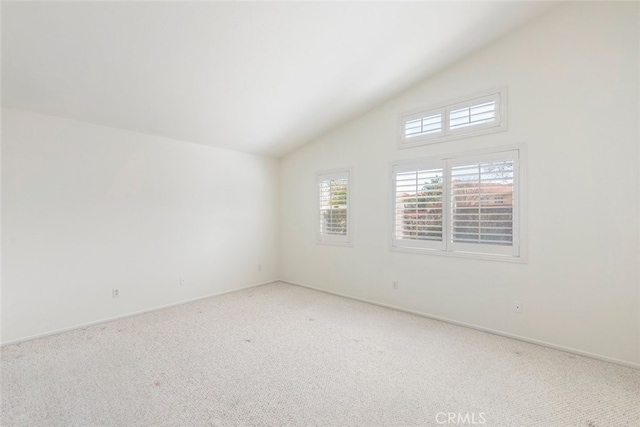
(443, 159, 452, 252)
(444, 107, 451, 136)
(477, 163, 482, 245)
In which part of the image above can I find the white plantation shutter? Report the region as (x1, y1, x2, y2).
(391, 148, 522, 260)
(392, 162, 445, 250)
(449, 150, 518, 257)
(449, 93, 499, 132)
(317, 170, 351, 244)
(399, 88, 506, 148)
(403, 109, 444, 139)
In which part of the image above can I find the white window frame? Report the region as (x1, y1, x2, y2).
(390, 145, 526, 262)
(398, 87, 508, 148)
(316, 168, 352, 246)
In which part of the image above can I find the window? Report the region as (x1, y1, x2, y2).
(392, 147, 523, 261)
(393, 161, 445, 251)
(399, 88, 507, 148)
(404, 109, 443, 139)
(317, 169, 351, 245)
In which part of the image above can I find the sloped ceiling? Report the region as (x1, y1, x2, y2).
(2, 1, 555, 157)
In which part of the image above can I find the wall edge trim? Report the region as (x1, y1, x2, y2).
(0, 280, 278, 347)
(280, 279, 640, 370)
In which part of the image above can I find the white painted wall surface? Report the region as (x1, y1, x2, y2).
(280, 2, 640, 366)
(1, 108, 279, 343)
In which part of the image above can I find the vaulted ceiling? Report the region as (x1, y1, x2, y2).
(2, 1, 555, 157)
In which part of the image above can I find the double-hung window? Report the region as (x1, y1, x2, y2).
(399, 88, 507, 148)
(392, 147, 523, 261)
(317, 169, 351, 245)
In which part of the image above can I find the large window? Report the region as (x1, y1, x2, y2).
(392, 147, 523, 261)
(317, 169, 351, 245)
(399, 88, 507, 148)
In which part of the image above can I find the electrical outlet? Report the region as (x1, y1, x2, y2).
(112, 288, 119, 298)
(180, 277, 186, 286)
(392, 281, 399, 289)
(513, 301, 522, 313)
(257, 264, 262, 271)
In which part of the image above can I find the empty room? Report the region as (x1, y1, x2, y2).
(1, 1, 639, 426)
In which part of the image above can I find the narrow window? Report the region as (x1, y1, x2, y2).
(317, 170, 351, 245)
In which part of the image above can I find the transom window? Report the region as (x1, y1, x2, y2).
(399, 88, 507, 148)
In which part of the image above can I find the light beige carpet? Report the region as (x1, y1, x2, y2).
(1, 282, 639, 426)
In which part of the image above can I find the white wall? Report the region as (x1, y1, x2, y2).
(280, 2, 640, 366)
(1, 108, 279, 343)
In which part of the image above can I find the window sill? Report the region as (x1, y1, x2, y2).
(399, 124, 507, 149)
(389, 245, 526, 263)
(316, 240, 353, 248)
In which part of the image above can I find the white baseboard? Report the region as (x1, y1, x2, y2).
(280, 279, 640, 370)
(0, 280, 277, 347)
(4, 278, 638, 370)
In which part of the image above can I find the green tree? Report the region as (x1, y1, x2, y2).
(420, 175, 443, 207)
(329, 182, 347, 206)
(322, 180, 347, 235)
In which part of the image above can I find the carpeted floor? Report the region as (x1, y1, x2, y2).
(1, 282, 639, 426)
